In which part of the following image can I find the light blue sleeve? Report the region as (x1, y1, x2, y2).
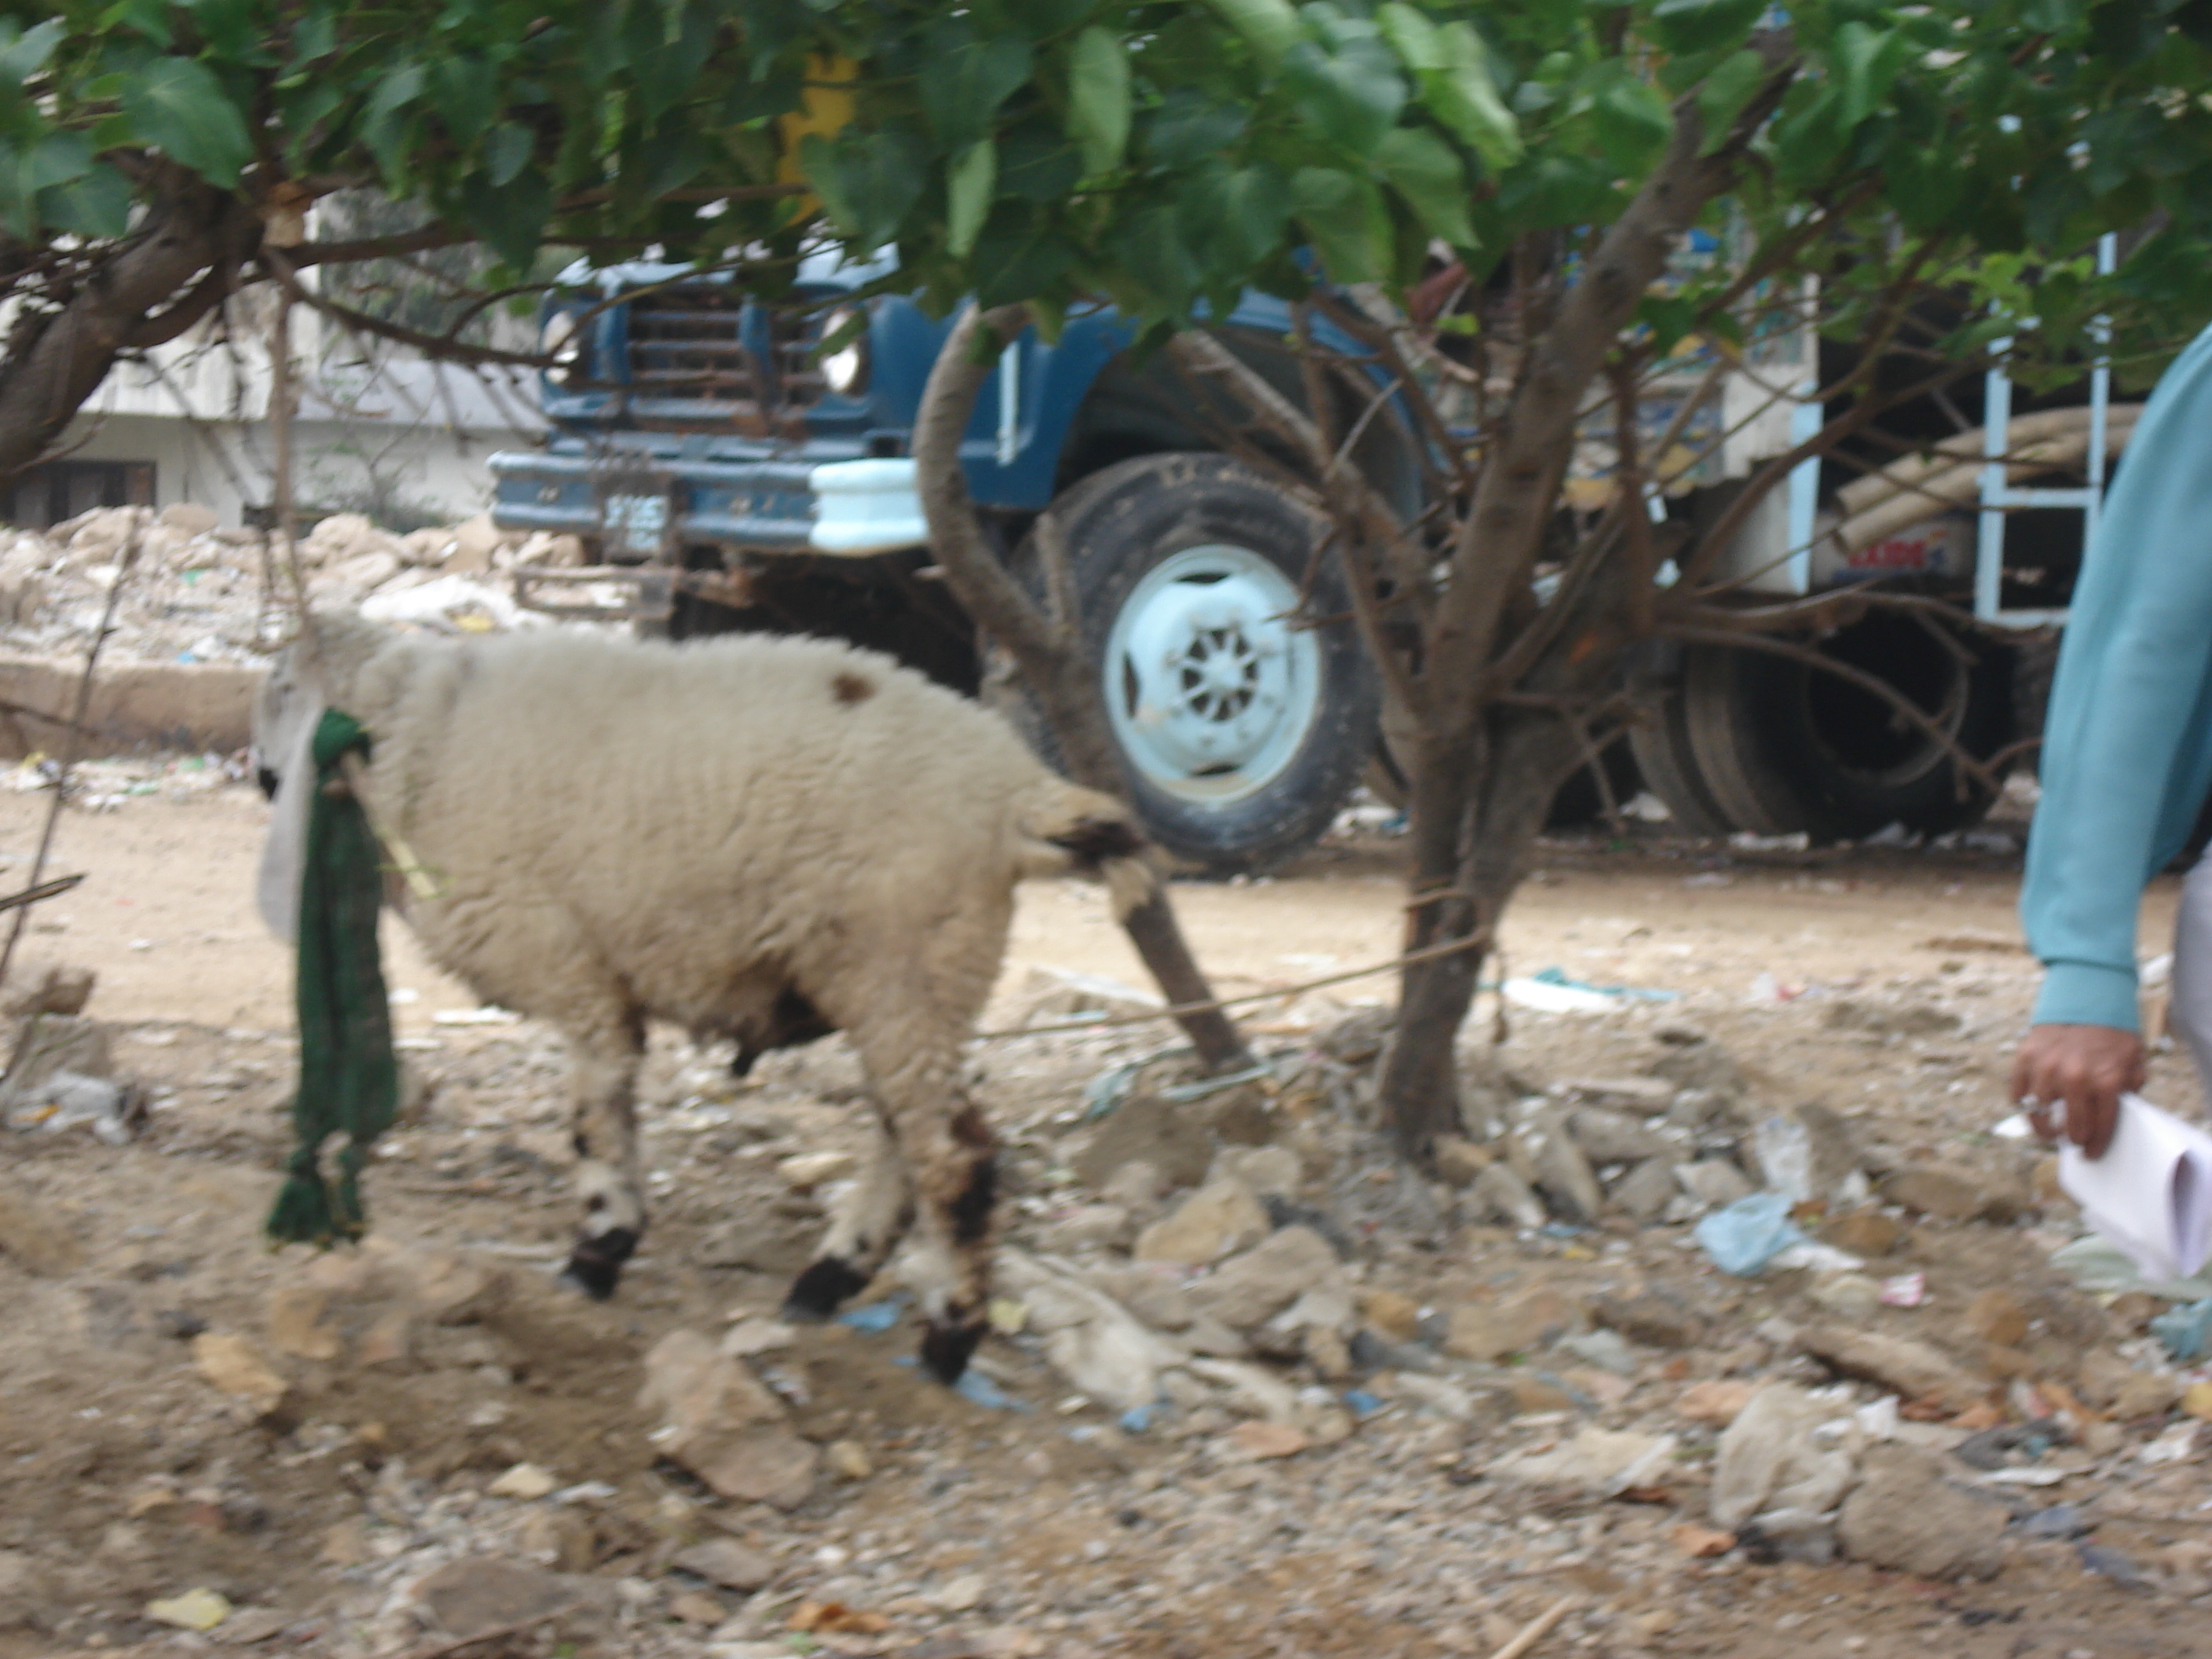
(2023, 322, 2212, 1031)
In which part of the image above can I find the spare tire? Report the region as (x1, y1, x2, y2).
(1678, 613, 2014, 839)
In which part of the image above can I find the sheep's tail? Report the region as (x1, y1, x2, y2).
(1013, 780, 1158, 921)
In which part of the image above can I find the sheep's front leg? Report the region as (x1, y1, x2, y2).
(559, 1024, 647, 1299)
(901, 1095, 998, 1383)
(784, 1121, 913, 1320)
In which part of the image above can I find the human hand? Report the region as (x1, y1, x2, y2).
(2010, 1023, 2146, 1159)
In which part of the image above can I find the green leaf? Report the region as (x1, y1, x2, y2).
(1198, 0, 1303, 70)
(972, 222, 1077, 307)
(998, 128, 1082, 202)
(1064, 25, 1130, 177)
(97, 0, 169, 46)
(361, 62, 426, 185)
(121, 57, 253, 188)
(0, 18, 64, 84)
(946, 138, 994, 258)
(800, 128, 927, 251)
(1113, 200, 1203, 311)
(485, 121, 533, 187)
(1831, 23, 1912, 130)
(1694, 49, 1766, 154)
(39, 163, 132, 236)
(917, 24, 1031, 150)
(1422, 23, 1522, 170)
(287, 7, 335, 71)
(458, 168, 551, 270)
(1283, 36, 1407, 157)
(1291, 164, 1387, 283)
(1647, 0, 1767, 56)
(429, 57, 499, 149)
(1374, 126, 1475, 248)
(1591, 76, 1672, 176)
(1141, 90, 1248, 168)
(1181, 160, 1292, 273)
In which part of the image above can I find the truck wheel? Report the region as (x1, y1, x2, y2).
(1679, 613, 2013, 840)
(1628, 674, 1737, 837)
(1016, 453, 1379, 875)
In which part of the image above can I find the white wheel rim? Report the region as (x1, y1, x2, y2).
(1102, 543, 1323, 804)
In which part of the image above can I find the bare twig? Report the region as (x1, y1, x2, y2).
(0, 519, 142, 994)
(1487, 1594, 1581, 1659)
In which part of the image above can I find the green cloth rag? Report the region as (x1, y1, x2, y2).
(265, 709, 398, 1246)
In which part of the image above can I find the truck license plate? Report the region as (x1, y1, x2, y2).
(603, 492, 669, 558)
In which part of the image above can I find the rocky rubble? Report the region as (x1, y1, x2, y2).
(0, 501, 595, 668)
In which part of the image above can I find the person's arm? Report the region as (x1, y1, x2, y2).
(2019, 324, 2212, 1152)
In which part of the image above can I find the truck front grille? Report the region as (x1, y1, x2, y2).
(624, 287, 828, 433)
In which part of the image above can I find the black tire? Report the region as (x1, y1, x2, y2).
(1005, 453, 1380, 875)
(1628, 665, 1737, 837)
(1677, 613, 2014, 839)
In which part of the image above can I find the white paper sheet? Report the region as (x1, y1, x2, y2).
(2057, 1093, 2212, 1282)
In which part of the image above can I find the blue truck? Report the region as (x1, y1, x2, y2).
(492, 255, 2065, 865)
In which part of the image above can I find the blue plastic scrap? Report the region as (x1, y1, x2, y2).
(1527, 965, 1679, 1003)
(2152, 1297, 2212, 1362)
(1119, 1403, 1159, 1434)
(953, 1369, 1028, 1412)
(1343, 1390, 1387, 1418)
(1694, 1192, 1807, 1276)
(837, 1297, 906, 1335)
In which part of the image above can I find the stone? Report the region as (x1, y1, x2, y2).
(1561, 1075, 1679, 1107)
(266, 1281, 344, 1361)
(1207, 1083, 1277, 1146)
(1647, 1037, 1747, 1097)
(1808, 1273, 1884, 1318)
(1884, 1165, 1999, 1222)
(1434, 1136, 1492, 1187)
(1799, 1325, 1983, 1413)
(382, 1243, 507, 1324)
(673, 1539, 775, 1591)
(1824, 1208, 1903, 1257)
(1710, 1384, 1858, 1529)
(1557, 1329, 1637, 1375)
(192, 1332, 290, 1419)
(2184, 1380, 2212, 1421)
(1591, 1288, 1701, 1350)
(937, 1573, 989, 1613)
(1227, 1420, 1312, 1459)
(1185, 1225, 1339, 1330)
(1492, 1427, 1677, 1497)
(1133, 1177, 1269, 1267)
(445, 513, 505, 574)
(1675, 1379, 1755, 1426)
(2077, 1350, 2181, 1419)
(1040, 1203, 1134, 1254)
(0, 961, 94, 1018)
(1317, 1007, 1391, 1064)
(1835, 1445, 2007, 1579)
(826, 1439, 873, 1480)
(1675, 1159, 1754, 1209)
(159, 502, 220, 535)
(146, 1588, 232, 1631)
(1671, 1522, 1736, 1558)
(1824, 999, 1961, 1038)
(1567, 1106, 1672, 1165)
(671, 1591, 727, 1625)
(638, 1329, 816, 1508)
(488, 1463, 558, 1500)
(1208, 1144, 1302, 1200)
(777, 1150, 856, 1192)
(721, 1317, 799, 1358)
(1085, 1264, 1193, 1331)
(1610, 1157, 1679, 1221)
(1468, 1162, 1546, 1229)
(1524, 1115, 1605, 1225)
(412, 1557, 580, 1639)
(1505, 1374, 1574, 1414)
(1073, 1094, 1215, 1194)
(1098, 1159, 1169, 1211)
(1965, 1288, 2030, 1348)
(1305, 1324, 1352, 1379)
(1359, 1288, 1423, 1342)
(1443, 1287, 1583, 1362)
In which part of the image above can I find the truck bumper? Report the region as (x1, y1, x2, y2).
(490, 449, 826, 558)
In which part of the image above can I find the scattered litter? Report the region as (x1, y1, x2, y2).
(1694, 1193, 1807, 1276)
(1342, 1390, 1387, 1418)
(952, 1369, 1026, 1412)
(1729, 831, 1811, 853)
(2018, 1503, 2089, 1539)
(145, 1589, 231, 1632)
(1879, 1273, 1928, 1308)
(837, 1298, 906, 1335)
(2152, 1298, 2212, 1363)
(2049, 1234, 2212, 1303)
(2077, 1540, 2154, 1589)
(431, 1006, 522, 1026)
(3, 1069, 139, 1143)
(1503, 967, 1677, 1014)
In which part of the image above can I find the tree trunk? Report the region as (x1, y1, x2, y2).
(0, 176, 261, 485)
(911, 304, 1251, 1071)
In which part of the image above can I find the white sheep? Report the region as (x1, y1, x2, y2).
(255, 613, 1153, 1382)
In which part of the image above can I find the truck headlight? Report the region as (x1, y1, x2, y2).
(540, 312, 584, 387)
(819, 307, 869, 397)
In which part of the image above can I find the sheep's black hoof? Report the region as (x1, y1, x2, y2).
(782, 1256, 869, 1323)
(920, 1317, 985, 1386)
(559, 1227, 638, 1301)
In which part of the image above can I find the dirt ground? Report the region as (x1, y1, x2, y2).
(2, 768, 2209, 1659)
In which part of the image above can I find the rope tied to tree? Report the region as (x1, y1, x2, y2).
(266, 709, 398, 1247)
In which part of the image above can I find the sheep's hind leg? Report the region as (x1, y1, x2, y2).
(784, 1122, 912, 1321)
(559, 1019, 648, 1299)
